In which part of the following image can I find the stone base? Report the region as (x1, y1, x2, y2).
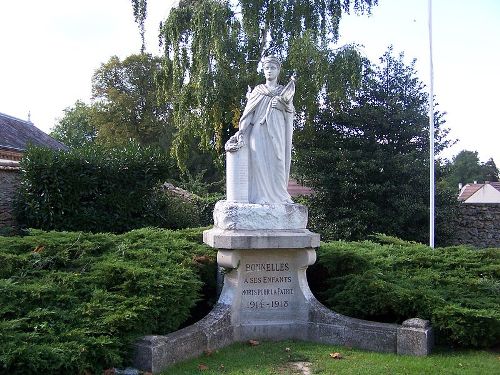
(213, 200, 308, 230)
(133, 230, 433, 373)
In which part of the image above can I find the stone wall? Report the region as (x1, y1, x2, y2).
(0, 168, 20, 229)
(452, 203, 500, 248)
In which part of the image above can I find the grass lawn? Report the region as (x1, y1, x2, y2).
(164, 340, 500, 374)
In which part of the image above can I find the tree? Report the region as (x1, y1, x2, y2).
(442, 150, 499, 189)
(149, 0, 377, 168)
(91, 53, 174, 151)
(294, 48, 456, 245)
(51, 100, 97, 148)
(482, 158, 499, 182)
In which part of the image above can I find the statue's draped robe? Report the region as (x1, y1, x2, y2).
(239, 84, 294, 204)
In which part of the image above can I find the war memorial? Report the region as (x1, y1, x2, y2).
(133, 56, 433, 373)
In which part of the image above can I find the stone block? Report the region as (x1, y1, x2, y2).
(132, 304, 232, 373)
(307, 298, 398, 352)
(213, 200, 308, 230)
(397, 318, 434, 356)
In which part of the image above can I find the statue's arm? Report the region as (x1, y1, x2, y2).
(271, 96, 294, 114)
(237, 113, 253, 139)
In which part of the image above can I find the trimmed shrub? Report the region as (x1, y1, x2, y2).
(0, 228, 216, 374)
(14, 145, 206, 233)
(308, 235, 500, 348)
(146, 186, 202, 229)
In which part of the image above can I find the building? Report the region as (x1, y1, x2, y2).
(458, 182, 500, 203)
(0, 112, 66, 229)
(452, 181, 500, 248)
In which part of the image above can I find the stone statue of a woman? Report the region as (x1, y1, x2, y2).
(226, 56, 295, 204)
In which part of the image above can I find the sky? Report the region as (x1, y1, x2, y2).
(1, 0, 499, 164)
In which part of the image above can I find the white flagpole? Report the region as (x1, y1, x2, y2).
(428, 0, 435, 248)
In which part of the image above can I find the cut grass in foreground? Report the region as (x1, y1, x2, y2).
(164, 341, 500, 375)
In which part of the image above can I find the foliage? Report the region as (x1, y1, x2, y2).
(153, 0, 377, 169)
(442, 150, 499, 190)
(14, 145, 190, 233)
(166, 341, 500, 375)
(131, 0, 148, 53)
(308, 236, 500, 348)
(294, 48, 457, 245)
(50, 100, 97, 149)
(50, 54, 175, 156)
(91, 53, 174, 151)
(146, 185, 202, 229)
(0, 227, 217, 374)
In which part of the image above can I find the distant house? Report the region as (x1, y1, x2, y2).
(453, 182, 500, 247)
(0, 112, 66, 229)
(458, 182, 500, 203)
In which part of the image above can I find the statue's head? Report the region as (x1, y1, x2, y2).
(261, 55, 281, 81)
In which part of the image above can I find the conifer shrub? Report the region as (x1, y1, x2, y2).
(308, 235, 500, 348)
(0, 228, 216, 374)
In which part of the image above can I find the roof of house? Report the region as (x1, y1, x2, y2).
(490, 182, 500, 192)
(0, 112, 66, 152)
(458, 184, 483, 201)
(287, 178, 314, 197)
(458, 182, 500, 201)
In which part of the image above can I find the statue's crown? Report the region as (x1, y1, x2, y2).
(261, 55, 281, 68)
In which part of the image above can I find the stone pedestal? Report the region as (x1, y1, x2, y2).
(217, 243, 317, 341)
(133, 205, 433, 373)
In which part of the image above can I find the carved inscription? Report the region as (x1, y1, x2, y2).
(226, 148, 248, 202)
(242, 262, 294, 310)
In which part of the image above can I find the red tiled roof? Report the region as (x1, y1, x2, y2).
(458, 184, 483, 201)
(287, 178, 314, 197)
(458, 182, 500, 201)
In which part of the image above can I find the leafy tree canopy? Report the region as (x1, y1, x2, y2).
(51, 100, 97, 148)
(294, 48, 456, 245)
(54, 54, 174, 152)
(91, 53, 174, 151)
(442, 150, 499, 189)
(131, 0, 148, 53)
(52, 54, 174, 151)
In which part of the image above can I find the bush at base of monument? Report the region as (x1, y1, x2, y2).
(0, 228, 216, 374)
(309, 234, 500, 348)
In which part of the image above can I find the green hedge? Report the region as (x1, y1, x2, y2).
(308, 235, 500, 348)
(14, 145, 205, 233)
(0, 228, 216, 374)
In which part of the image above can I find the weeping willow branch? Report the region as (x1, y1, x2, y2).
(131, 0, 148, 53)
